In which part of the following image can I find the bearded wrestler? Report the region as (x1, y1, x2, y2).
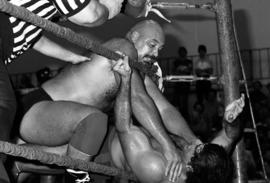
(110, 56, 245, 183)
(15, 20, 181, 182)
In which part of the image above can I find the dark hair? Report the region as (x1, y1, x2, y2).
(198, 45, 207, 53)
(186, 143, 234, 183)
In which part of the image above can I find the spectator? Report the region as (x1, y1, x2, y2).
(194, 44, 213, 103)
(250, 81, 267, 104)
(173, 46, 193, 118)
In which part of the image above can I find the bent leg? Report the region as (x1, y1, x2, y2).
(20, 101, 108, 160)
(68, 112, 108, 161)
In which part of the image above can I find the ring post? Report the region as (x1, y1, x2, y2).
(215, 0, 247, 183)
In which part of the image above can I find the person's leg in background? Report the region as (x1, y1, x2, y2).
(0, 60, 17, 183)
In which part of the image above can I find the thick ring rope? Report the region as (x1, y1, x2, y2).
(0, 140, 137, 180)
(0, 0, 157, 77)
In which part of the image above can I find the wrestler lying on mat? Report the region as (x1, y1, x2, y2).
(109, 58, 245, 183)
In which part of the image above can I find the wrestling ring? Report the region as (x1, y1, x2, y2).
(0, 0, 269, 182)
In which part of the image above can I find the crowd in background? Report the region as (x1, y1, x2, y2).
(170, 45, 270, 179)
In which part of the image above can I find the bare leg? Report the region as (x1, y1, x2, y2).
(20, 101, 108, 161)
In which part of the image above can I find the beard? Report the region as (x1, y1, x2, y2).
(141, 55, 157, 64)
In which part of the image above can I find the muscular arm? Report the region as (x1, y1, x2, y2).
(131, 71, 182, 181)
(33, 36, 89, 64)
(144, 75, 198, 144)
(211, 95, 245, 153)
(131, 70, 176, 151)
(115, 76, 132, 133)
(114, 64, 166, 183)
(211, 122, 241, 153)
(68, 0, 109, 27)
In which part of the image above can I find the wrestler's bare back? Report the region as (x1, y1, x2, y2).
(19, 55, 121, 145)
(43, 54, 121, 111)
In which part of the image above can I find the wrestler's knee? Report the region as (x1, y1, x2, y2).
(74, 111, 108, 135)
(70, 111, 108, 155)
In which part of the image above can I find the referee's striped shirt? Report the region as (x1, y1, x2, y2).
(1, 0, 90, 64)
(51, 0, 91, 17)
(2, 0, 57, 64)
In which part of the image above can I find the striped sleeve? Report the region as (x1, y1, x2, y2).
(4, 0, 58, 64)
(51, 0, 91, 17)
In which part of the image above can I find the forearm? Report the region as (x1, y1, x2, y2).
(131, 72, 174, 150)
(33, 36, 85, 64)
(161, 107, 198, 143)
(115, 77, 132, 133)
(211, 121, 242, 153)
(144, 76, 197, 143)
(212, 94, 245, 153)
(223, 118, 242, 142)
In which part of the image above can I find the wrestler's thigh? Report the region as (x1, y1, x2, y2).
(20, 101, 101, 146)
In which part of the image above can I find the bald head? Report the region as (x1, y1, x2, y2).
(103, 38, 138, 61)
(126, 20, 164, 42)
(126, 20, 165, 63)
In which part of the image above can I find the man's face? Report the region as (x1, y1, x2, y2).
(133, 31, 165, 64)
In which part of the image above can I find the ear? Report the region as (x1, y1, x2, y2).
(130, 31, 140, 43)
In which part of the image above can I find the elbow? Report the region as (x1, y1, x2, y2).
(68, 5, 109, 27)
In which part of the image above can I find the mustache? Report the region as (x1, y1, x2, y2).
(143, 55, 158, 63)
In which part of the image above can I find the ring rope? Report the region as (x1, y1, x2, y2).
(0, 140, 137, 181)
(0, 0, 157, 77)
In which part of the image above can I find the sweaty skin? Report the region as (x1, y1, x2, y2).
(67, 0, 123, 27)
(19, 38, 137, 147)
(109, 67, 245, 183)
(126, 20, 183, 181)
(19, 20, 182, 181)
(109, 59, 190, 183)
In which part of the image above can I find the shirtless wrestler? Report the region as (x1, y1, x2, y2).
(15, 20, 181, 181)
(109, 58, 245, 183)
